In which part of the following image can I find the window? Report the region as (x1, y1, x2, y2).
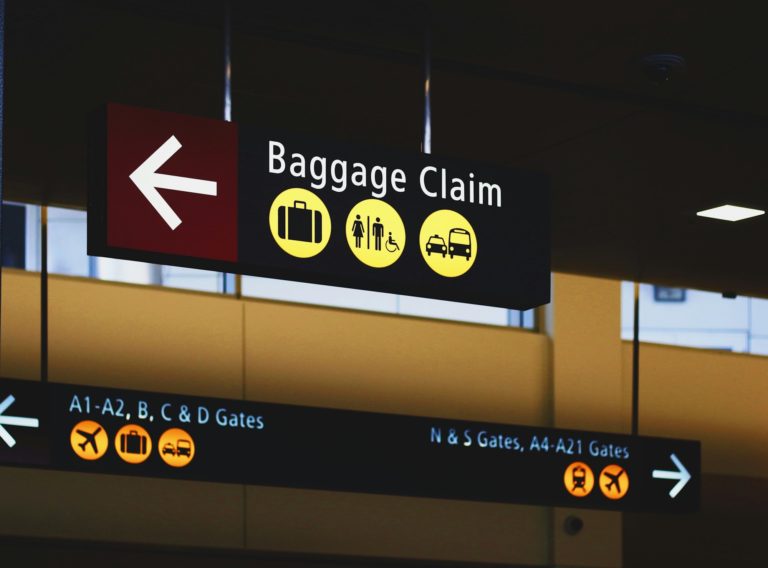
(2, 203, 534, 330)
(621, 282, 768, 356)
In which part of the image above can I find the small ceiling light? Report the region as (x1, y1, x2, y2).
(696, 204, 765, 222)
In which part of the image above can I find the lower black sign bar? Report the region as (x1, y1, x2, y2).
(0, 378, 699, 512)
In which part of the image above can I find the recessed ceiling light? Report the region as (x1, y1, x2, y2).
(696, 204, 765, 222)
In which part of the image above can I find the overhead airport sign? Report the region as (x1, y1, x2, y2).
(89, 104, 550, 309)
(0, 378, 699, 512)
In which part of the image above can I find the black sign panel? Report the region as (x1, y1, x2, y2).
(0, 378, 699, 512)
(238, 129, 549, 309)
(89, 104, 550, 310)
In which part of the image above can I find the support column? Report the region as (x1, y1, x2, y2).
(543, 273, 630, 568)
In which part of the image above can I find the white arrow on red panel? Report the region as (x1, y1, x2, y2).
(129, 135, 217, 230)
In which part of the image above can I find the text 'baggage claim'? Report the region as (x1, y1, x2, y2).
(268, 141, 502, 207)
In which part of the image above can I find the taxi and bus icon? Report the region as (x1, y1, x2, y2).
(161, 438, 192, 457)
(424, 229, 472, 260)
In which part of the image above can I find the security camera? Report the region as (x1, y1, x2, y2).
(639, 54, 686, 85)
(563, 515, 584, 535)
(645, 63, 673, 84)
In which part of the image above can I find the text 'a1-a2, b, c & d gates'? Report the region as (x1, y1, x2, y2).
(89, 104, 550, 310)
(0, 377, 699, 513)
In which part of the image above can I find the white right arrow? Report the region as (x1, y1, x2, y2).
(0, 394, 40, 448)
(652, 453, 692, 498)
(129, 135, 217, 230)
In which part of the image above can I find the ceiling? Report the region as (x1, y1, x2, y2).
(5, 0, 768, 297)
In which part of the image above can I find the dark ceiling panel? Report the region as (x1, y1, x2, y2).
(4, 0, 222, 206)
(430, 1, 768, 116)
(231, 34, 422, 150)
(3, 0, 768, 298)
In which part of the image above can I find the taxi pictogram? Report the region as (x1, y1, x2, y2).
(158, 427, 195, 468)
(70, 420, 109, 461)
(564, 461, 594, 497)
(599, 464, 629, 500)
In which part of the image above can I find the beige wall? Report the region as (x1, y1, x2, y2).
(548, 274, 627, 568)
(0, 269, 766, 565)
(0, 270, 40, 379)
(0, 270, 551, 565)
(621, 341, 768, 477)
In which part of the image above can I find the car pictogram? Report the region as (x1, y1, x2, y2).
(425, 234, 447, 257)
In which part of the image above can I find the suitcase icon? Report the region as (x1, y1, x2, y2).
(277, 200, 323, 243)
(120, 429, 148, 455)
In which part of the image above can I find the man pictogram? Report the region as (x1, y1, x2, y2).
(372, 217, 384, 250)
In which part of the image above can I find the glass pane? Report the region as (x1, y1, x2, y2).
(1, 203, 27, 268)
(750, 298, 768, 335)
(94, 257, 162, 285)
(621, 282, 768, 355)
(161, 266, 223, 293)
(397, 295, 509, 326)
(48, 207, 89, 277)
(11, 203, 537, 329)
(241, 277, 399, 314)
(748, 338, 768, 356)
(241, 276, 535, 329)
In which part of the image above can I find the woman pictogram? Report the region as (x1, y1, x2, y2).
(351, 214, 365, 248)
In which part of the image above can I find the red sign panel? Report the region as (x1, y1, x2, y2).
(106, 104, 238, 262)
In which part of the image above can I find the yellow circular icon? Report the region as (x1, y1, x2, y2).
(346, 199, 406, 268)
(599, 464, 629, 500)
(269, 188, 332, 258)
(419, 210, 477, 277)
(70, 420, 109, 461)
(564, 461, 595, 497)
(114, 424, 152, 465)
(158, 428, 195, 468)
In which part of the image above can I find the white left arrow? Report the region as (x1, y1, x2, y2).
(129, 135, 217, 230)
(0, 394, 40, 448)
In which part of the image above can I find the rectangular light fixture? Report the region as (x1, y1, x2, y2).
(696, 204, 765, 222)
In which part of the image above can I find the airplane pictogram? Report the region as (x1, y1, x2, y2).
(603, 468, 625, 493)
(599, 464, 630, 500)
(76, 426, 102, 454)
(70, 420, 109, 461)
